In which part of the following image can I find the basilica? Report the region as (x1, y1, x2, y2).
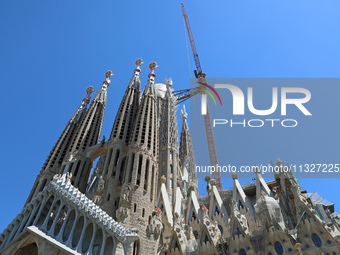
(0, 59, 339, 255)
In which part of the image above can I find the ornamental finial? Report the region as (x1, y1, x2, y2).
(164, 77, 173, 88)
(105, 70, 114, 79)
(103, 70, 114, 88)
(180, 105, 188, 120)
(82, 86, 95, 106)
(135, 58, 144, 67)
(148, 62, 158, 71)
(148, 62, 158, 82)
(134, 59, 144, 75)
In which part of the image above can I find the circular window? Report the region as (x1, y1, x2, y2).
(312, 233, 322, 247)
(274, 242, 283, 255)
(239, 248, 247, 255)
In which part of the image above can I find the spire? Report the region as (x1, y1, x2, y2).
(130, 58, 143, 89)
(91, 70, 113, 104)
(159, 76, 179, 203)
(130, 62, 159, 152)
(96, 60, 144, 220)
(25, 86, 95, 204)
(69, 86, 95, 124)
(60, 70, 113, 192)
(109, 59, 143, 143)
(179, 105, 197, 185)
(110, 62, 160, 254)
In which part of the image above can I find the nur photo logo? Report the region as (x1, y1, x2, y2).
(198, 80, 312, 128)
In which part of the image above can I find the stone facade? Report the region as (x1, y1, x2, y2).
(1, 60, 340, 255)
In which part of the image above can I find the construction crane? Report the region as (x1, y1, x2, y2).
(178, 3, 223, 191)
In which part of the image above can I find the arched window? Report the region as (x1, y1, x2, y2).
(72, 216, 84, 247)
(105, 149, 113, 175)
(129, 153, 135, 183)
(82, 223, 93, 253)
(104, 236, 114, 255)
(114, 149, 120, 167)
(119, 157, 126, 182)
(136, 155, 143, 186)
(63, 210, 76, 242)
(92, 229, 103, 255)
(144, 159, 149, 191)
(150, 165, 155, 200)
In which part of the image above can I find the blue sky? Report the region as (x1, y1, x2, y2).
(1, 0, 340, 231)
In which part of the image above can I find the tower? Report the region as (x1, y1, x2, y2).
(158, 77, 180, 204)
(25, 71, 112, 204)
(179, 105, 198, 196)
(2, 60, 340, 255)
(25, 86, 94, 204)
(64, 71, 112, 193)
(97, 59, 142, 219)
(116, 62, 160, 254)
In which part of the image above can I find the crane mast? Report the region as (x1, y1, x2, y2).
(181, 3, 223, 191)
